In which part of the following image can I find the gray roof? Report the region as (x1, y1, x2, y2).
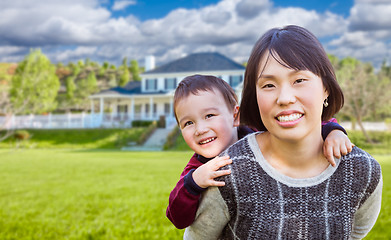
(91, 80, 171, 97)
(143, 52, 245, 74)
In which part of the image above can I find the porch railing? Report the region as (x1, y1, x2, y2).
(0, 113, 177, 129)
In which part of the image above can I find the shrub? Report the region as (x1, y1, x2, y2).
(132, 120, 154, 127)
(137, 121, 157, 145)
(348, 130, 391, 154)
(163, 126, 180, 150)
(13, 130, 31, 140)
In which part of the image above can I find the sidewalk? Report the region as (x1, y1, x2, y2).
(122, 126, 175, 151)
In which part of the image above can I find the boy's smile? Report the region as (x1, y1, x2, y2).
(176, 89, 239, 158)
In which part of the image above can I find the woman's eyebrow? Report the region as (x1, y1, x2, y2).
(258, 69, 305, 80)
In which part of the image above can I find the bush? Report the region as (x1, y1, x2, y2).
(13, 130, 31, 140)
(347, 130, 391, 154)
(158, 115, 166, 128)
(163, 126, 180, 150)
(0, 128, 148, 149)
(132, 120, 154, 127)
(137, 121, 157, 145)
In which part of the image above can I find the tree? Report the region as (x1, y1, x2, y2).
(0, 73, 13, 141)
(336, 57, 391, 143)
(122, 57, 128, 68)
(10, 49, 60, 114)
(129, 59, 141, 81)
(73, 71, 98, 110)
(119, 67, 130, 87)
(375, 62, 391, 119)
(65, 76, 76, 101)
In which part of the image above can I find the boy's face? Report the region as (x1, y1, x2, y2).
(175, 89, 239, 158)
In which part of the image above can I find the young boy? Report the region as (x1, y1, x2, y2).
(166, 74, 352, 229)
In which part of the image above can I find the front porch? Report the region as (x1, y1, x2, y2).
(88, 92, 177, 128)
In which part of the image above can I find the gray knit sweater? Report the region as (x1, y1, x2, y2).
(184, 132, 382, 240)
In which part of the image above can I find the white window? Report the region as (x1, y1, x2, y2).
(146, 78, 157, 91)
(164, 103, 170, 114)
(134, 105, 141, 114)
(229, 75, 243, 87)
(165, 78, 177, 90)
(117, 104, 128, 113)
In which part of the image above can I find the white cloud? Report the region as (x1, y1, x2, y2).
(112, 0, 136, 11)
(0, 0, 389, 69)
(349, 0, 391, 31)
(54, 46, 98, 62)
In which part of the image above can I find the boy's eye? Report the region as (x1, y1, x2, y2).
(205, 114, 215, 119)
(183, 121, 193, 127)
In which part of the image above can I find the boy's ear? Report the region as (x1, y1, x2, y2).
(233, 105, 240, 127)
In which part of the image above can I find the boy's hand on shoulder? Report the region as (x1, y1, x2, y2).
(323, 129, 354, 167)
(192, 156, 232, 188)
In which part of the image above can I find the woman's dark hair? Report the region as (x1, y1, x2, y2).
(174, 74, 238, 123)
(239, 25, 344, 131)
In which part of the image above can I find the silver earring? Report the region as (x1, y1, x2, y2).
(323, 98, 329, 108)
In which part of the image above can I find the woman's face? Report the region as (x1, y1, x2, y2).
(256, 54, 328, 142)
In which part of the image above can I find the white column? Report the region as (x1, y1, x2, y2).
(130, 98, 134, 121)
(67, 112, 71, 128)
(169, 97, 174, 127)
(48, 112, 52, 128)
(81, 112, 85, 128)
(90, 100, 94, 114)
(100, 97, 104, 125)
(90, 99, 94, 127)
(110, 102, 114, 125)
(170, 97, 173, 117)
(149, 97, 153, 119)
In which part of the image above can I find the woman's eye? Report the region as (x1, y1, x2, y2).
(262, 83, 275, 89)
(183, 121, 193, 127)
(295, 78, 306, 84)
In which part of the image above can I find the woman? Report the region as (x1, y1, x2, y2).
(184, 25, 382, 239)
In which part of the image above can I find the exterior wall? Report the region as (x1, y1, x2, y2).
(141, 70, 244, 93)
(87, 69, 244, 128)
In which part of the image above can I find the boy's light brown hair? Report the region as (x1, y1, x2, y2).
(173, 74, 238, 123)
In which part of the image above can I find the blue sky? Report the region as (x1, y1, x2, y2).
(0, 0, 390, 68)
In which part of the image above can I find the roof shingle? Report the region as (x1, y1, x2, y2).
(143, 52, 245, 74)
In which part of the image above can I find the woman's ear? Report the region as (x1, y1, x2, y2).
(233, 105, 240, 127)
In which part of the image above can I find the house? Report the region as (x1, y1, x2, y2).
(88, 52, 245, 128)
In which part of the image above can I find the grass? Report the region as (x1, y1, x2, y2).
(0, 149, 390, 239)
(0, 128, 390, 239)
(0, 149, 189, 239)
(0, 128, 147, 149)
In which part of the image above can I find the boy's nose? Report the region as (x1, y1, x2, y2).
(195, 123, 208, 136)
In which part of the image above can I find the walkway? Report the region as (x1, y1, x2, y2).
(122, 126, 175, 151)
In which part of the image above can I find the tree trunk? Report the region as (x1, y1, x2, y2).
(356, 119, 374, 144)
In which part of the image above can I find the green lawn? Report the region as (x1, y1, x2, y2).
(0, 128, 148, 149)
(0, 149, 390, 239)
(0, 149, 188, 239)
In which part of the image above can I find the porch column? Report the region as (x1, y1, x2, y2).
(149, 97, 153, 120)
(110, 102, 114, 124)
(90, 99, 94, 128)
(90, 99, 94, 114)
(169, 97, 173, 117)
(130, 98, 134, 121)
(100, 97, 104, 121)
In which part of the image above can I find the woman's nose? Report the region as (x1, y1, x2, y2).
(276, 85, 296, 106)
